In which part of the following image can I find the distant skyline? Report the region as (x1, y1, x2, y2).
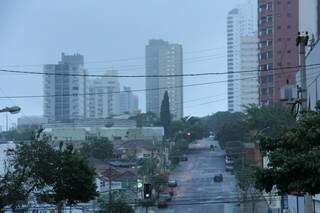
(0, 0, 247, 128)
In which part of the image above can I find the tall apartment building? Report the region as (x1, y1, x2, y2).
(227, 0, 258, 112)
(258, 0, 299, 104)
(119, 87, 139, 115)
(145, 39, 183, 120)
(87, 70, 120, 118)
(43, 53, 86, 123)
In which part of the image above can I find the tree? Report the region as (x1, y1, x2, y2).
(160, 91, 171, 138)
(80, 138, 114, 160)
(215, 120, 248, 147)
(138, 158, 158, 177)
(245, 104, 296, 137)
(202, 111, 246, 135)
(234, 157, 260, 213)
(40, 144, 98, 211)
(255, 112, 320, 196)
(152, 173, 169, 195)
(1, 141, 98, 213)
(169, 116, 206, 141)
(98, 191, 134, 213)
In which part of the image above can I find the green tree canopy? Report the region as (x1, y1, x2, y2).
(255, 112, 320, 195)
(0, 141, 98, 212)
(245, 104, 296, 136)
(170, 116, 206, 141)
(160, 91, 171, 137)
(80, 137, 114, 160)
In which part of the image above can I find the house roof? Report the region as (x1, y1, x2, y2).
(115, 139, 156, 151)
(91, 158, 137, 180)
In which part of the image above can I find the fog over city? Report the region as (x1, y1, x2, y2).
(0, 0, 244, 128)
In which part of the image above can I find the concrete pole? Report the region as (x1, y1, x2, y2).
(299, 40, 307, 110)
(298, 34, 314, 213)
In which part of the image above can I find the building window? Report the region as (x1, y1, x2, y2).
(260, 64, 268, 71)
(268, 88, 273, 96)
(267, 63, 273, 70)
(262, 88, 267, 95)
(259, 4, 267, 12)
(267, 2, 273, 11)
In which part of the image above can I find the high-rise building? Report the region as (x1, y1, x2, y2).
(258, 0, 299, 105)
(43, 53, 86, 123)
(145, 39, 183, 120)
(227, 0, 258, 112)
(87, 70, 120, 118)
(119, 87, 139, 115)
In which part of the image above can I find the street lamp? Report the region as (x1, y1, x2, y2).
(0, 106, 21, 131)
(0, 106, 21, 114)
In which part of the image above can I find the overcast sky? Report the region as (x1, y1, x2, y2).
(0, 0, 247, 128)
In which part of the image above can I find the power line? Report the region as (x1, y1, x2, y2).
(1, 63, 319, 78)
(0, 47, 226, 68)
(0, 77, 252, 99)
(2, 65, 320, 100)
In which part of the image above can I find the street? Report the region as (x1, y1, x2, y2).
(155, 138, 240, 213)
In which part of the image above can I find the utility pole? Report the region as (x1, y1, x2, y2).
(298, 32, 308, 110)
(297, 31, 313, 213)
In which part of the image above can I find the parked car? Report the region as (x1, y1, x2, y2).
(168, 179, 178, 187)
(213, 174, 223, 182)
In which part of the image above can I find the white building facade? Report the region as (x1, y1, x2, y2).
(227, 0, 258, 112)
(87, 70, 120, 118)
(145, 39, 183, 120)
(43, 53, 87, 123)
(119, 87, 139, 115)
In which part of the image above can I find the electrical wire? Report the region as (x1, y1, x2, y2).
(0, 47, 227, 68)
(3, 65, 320, 99)
(1, 63, 318, 78)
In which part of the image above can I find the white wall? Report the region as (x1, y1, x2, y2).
(306, 40, 320, 110)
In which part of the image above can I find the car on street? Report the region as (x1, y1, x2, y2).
(168, 179, 178, 187)
(213, 174, 223, 182)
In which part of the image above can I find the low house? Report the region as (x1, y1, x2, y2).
(114, 139, 157, 160)
(92, 159, 138, 191)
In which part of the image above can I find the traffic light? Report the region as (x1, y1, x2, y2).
(144, 183, 152, 199)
